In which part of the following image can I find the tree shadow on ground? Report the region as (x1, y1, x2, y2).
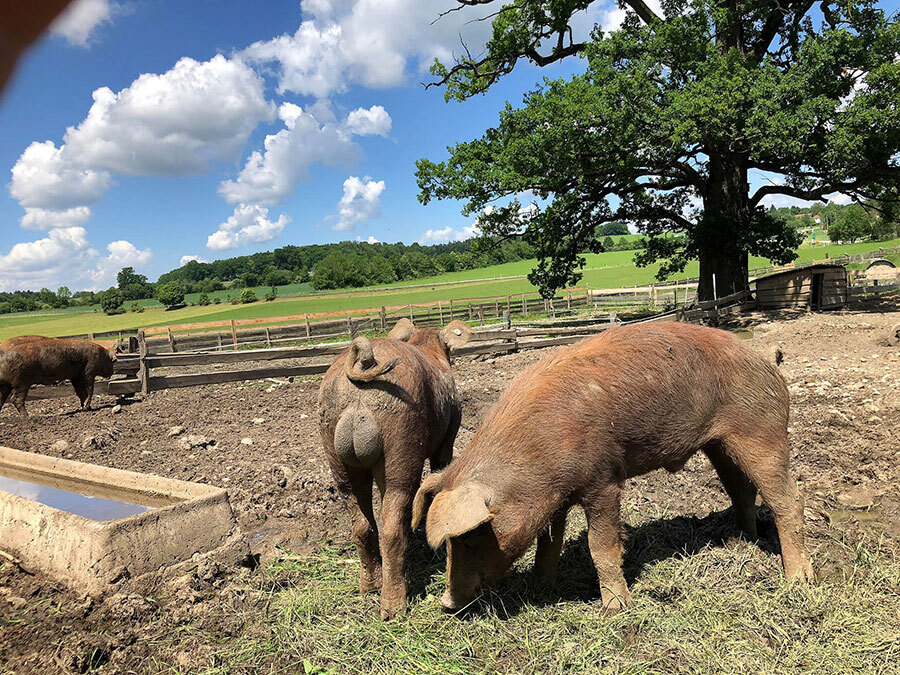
(422, 505, 783, 621)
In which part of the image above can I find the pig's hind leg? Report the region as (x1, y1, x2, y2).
(430, 408, 461, 472)
(0, 383, 10, 414)
(704, 440, 758, 539)
(71, 376, 92, 409)
(722, 434, 813, 582)
(331, 462, 383, 595)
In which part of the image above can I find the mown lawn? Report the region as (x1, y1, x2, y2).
(1, 238, 896, 342)
(180, 511, 900, 674)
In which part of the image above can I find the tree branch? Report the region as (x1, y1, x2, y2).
(622, 0, 662, 25)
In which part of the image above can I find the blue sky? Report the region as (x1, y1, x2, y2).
(0, 0, 894, 291)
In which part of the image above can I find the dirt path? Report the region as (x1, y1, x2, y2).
(1, 305, 898, 672)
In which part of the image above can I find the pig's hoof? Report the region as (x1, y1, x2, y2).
(600, 589, 632, 615)
(786, 558, 814, 584)
(379, 603, 406, 621)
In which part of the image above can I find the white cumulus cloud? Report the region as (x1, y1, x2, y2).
(91, 240, 153, 285)
(50, 0, 116, 47)
(345, 105, 391, 136)
(10, 140, 111, 210)
(64, 55, 274, 176)
(334, 176, 385, 231)
(418, 223, 480, 244)
(207, 204, 291, 251)
(219, 102, 390, 205)
(355, 235, 381, 244)
(240, 0, 495, 98)
(20, 206, 93, 231)
(180, 255, 209, 266)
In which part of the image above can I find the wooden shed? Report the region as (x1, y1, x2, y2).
(754, 264, 848, 310)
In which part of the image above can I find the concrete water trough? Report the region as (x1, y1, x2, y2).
(0, 445, 245, 592)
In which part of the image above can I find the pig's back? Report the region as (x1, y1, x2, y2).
(467, 322, 786, 480)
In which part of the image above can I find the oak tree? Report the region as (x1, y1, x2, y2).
(416, 0, 900, 299)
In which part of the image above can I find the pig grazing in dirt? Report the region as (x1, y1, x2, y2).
(413, 321, 813, 613)
(318, 319, 470, 619)
(0, 336, 116, 416)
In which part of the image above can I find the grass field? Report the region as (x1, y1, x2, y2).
(195, 514, 900, 674)
(1, 238, 897, 342)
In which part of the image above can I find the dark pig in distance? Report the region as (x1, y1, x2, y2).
(0, 336, 116, 417)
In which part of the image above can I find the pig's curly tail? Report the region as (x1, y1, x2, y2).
(344, 336, 399, 383)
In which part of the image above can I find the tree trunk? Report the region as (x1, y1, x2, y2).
(697, 153, 751, 302)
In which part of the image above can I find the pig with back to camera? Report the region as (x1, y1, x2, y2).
(318, 319, 471, 620)
(413, 321, 813, 613)
(0, 335, 116, 417)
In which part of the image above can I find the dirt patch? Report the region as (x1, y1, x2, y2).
(1, 302, 899, 672)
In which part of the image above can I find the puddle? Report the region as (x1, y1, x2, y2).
(825, 507, 884, 525)
(0, 467, 168, 521)
(728, 328, 755, 340)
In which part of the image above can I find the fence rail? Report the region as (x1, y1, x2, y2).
(23, 275, 898, 404)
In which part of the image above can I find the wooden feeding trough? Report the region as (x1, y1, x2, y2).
(0, 446, 246, 592)
(753, 264, 848, 310)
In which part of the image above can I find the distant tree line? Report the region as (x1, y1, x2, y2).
(767, 203, 900, 242)
(155, 238, 542, 292)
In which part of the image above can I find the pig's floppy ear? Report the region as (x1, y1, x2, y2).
(425, 483, 492, 549)
(439, 320, 472, 350)
(412, 471, 443, 530)
(388, 318, 415, 342)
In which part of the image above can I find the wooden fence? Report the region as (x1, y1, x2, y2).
(23, 277, 898, 404)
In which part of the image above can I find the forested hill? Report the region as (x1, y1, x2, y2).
(157, 238, 536, 293)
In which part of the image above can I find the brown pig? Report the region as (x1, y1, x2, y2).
(413, 321, 813, 613)
(0, 336, 116, 416)
(318, 320, 470, 619)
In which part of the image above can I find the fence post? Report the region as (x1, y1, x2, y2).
(167, 327, 177, 353)
(478, 305, 485, 324)
(379, 306, 386, 331)
(305, 315, 311, 338)
(502, 310, 511, 329)
(231, 319, 238, 349)
(347, 316, 353, 338)
(409, 305, 414, 321)
(217, 333, 223, 351)
(522, 294, 527, 316)
(265, 327, 271, 347)
(138, 330, 150, 395)
(468, 304, 474, 321)
(506, 294, 511, 313)
(438, 301, 444, 325)
(494, 300, 500, 317)
(566, 292, 571, 311)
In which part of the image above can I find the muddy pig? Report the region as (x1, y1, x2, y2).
(0, 335, 116, 416)
(318, 319, 470, 619)
(413, 321, 813, 613)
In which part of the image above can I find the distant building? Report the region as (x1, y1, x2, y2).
(754, 264, 847, 310)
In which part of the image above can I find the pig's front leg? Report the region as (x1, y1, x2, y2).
(534, 508, 568, 586)
(583, 484, 632, 613)
(379, 488, 413, 620)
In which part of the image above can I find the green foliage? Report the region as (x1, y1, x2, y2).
(829, 205, 874, 243)
(157, 281, 186, 309)
(264, 286, 278, 302)
(129, 302, 144, 313)
(597, 222, 629, 236)
(98, 288, 124, 315)
(418, 0, 900, 298)
(213, 297, 221, 305)
(240, 289, 258, 304)
(602, 236, 614, 250)
(197, 292, 211, 306)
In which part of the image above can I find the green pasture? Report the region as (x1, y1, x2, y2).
(0, 238, 896, 342)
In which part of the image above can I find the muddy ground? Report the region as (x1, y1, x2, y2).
(1, 303, 899, 673)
